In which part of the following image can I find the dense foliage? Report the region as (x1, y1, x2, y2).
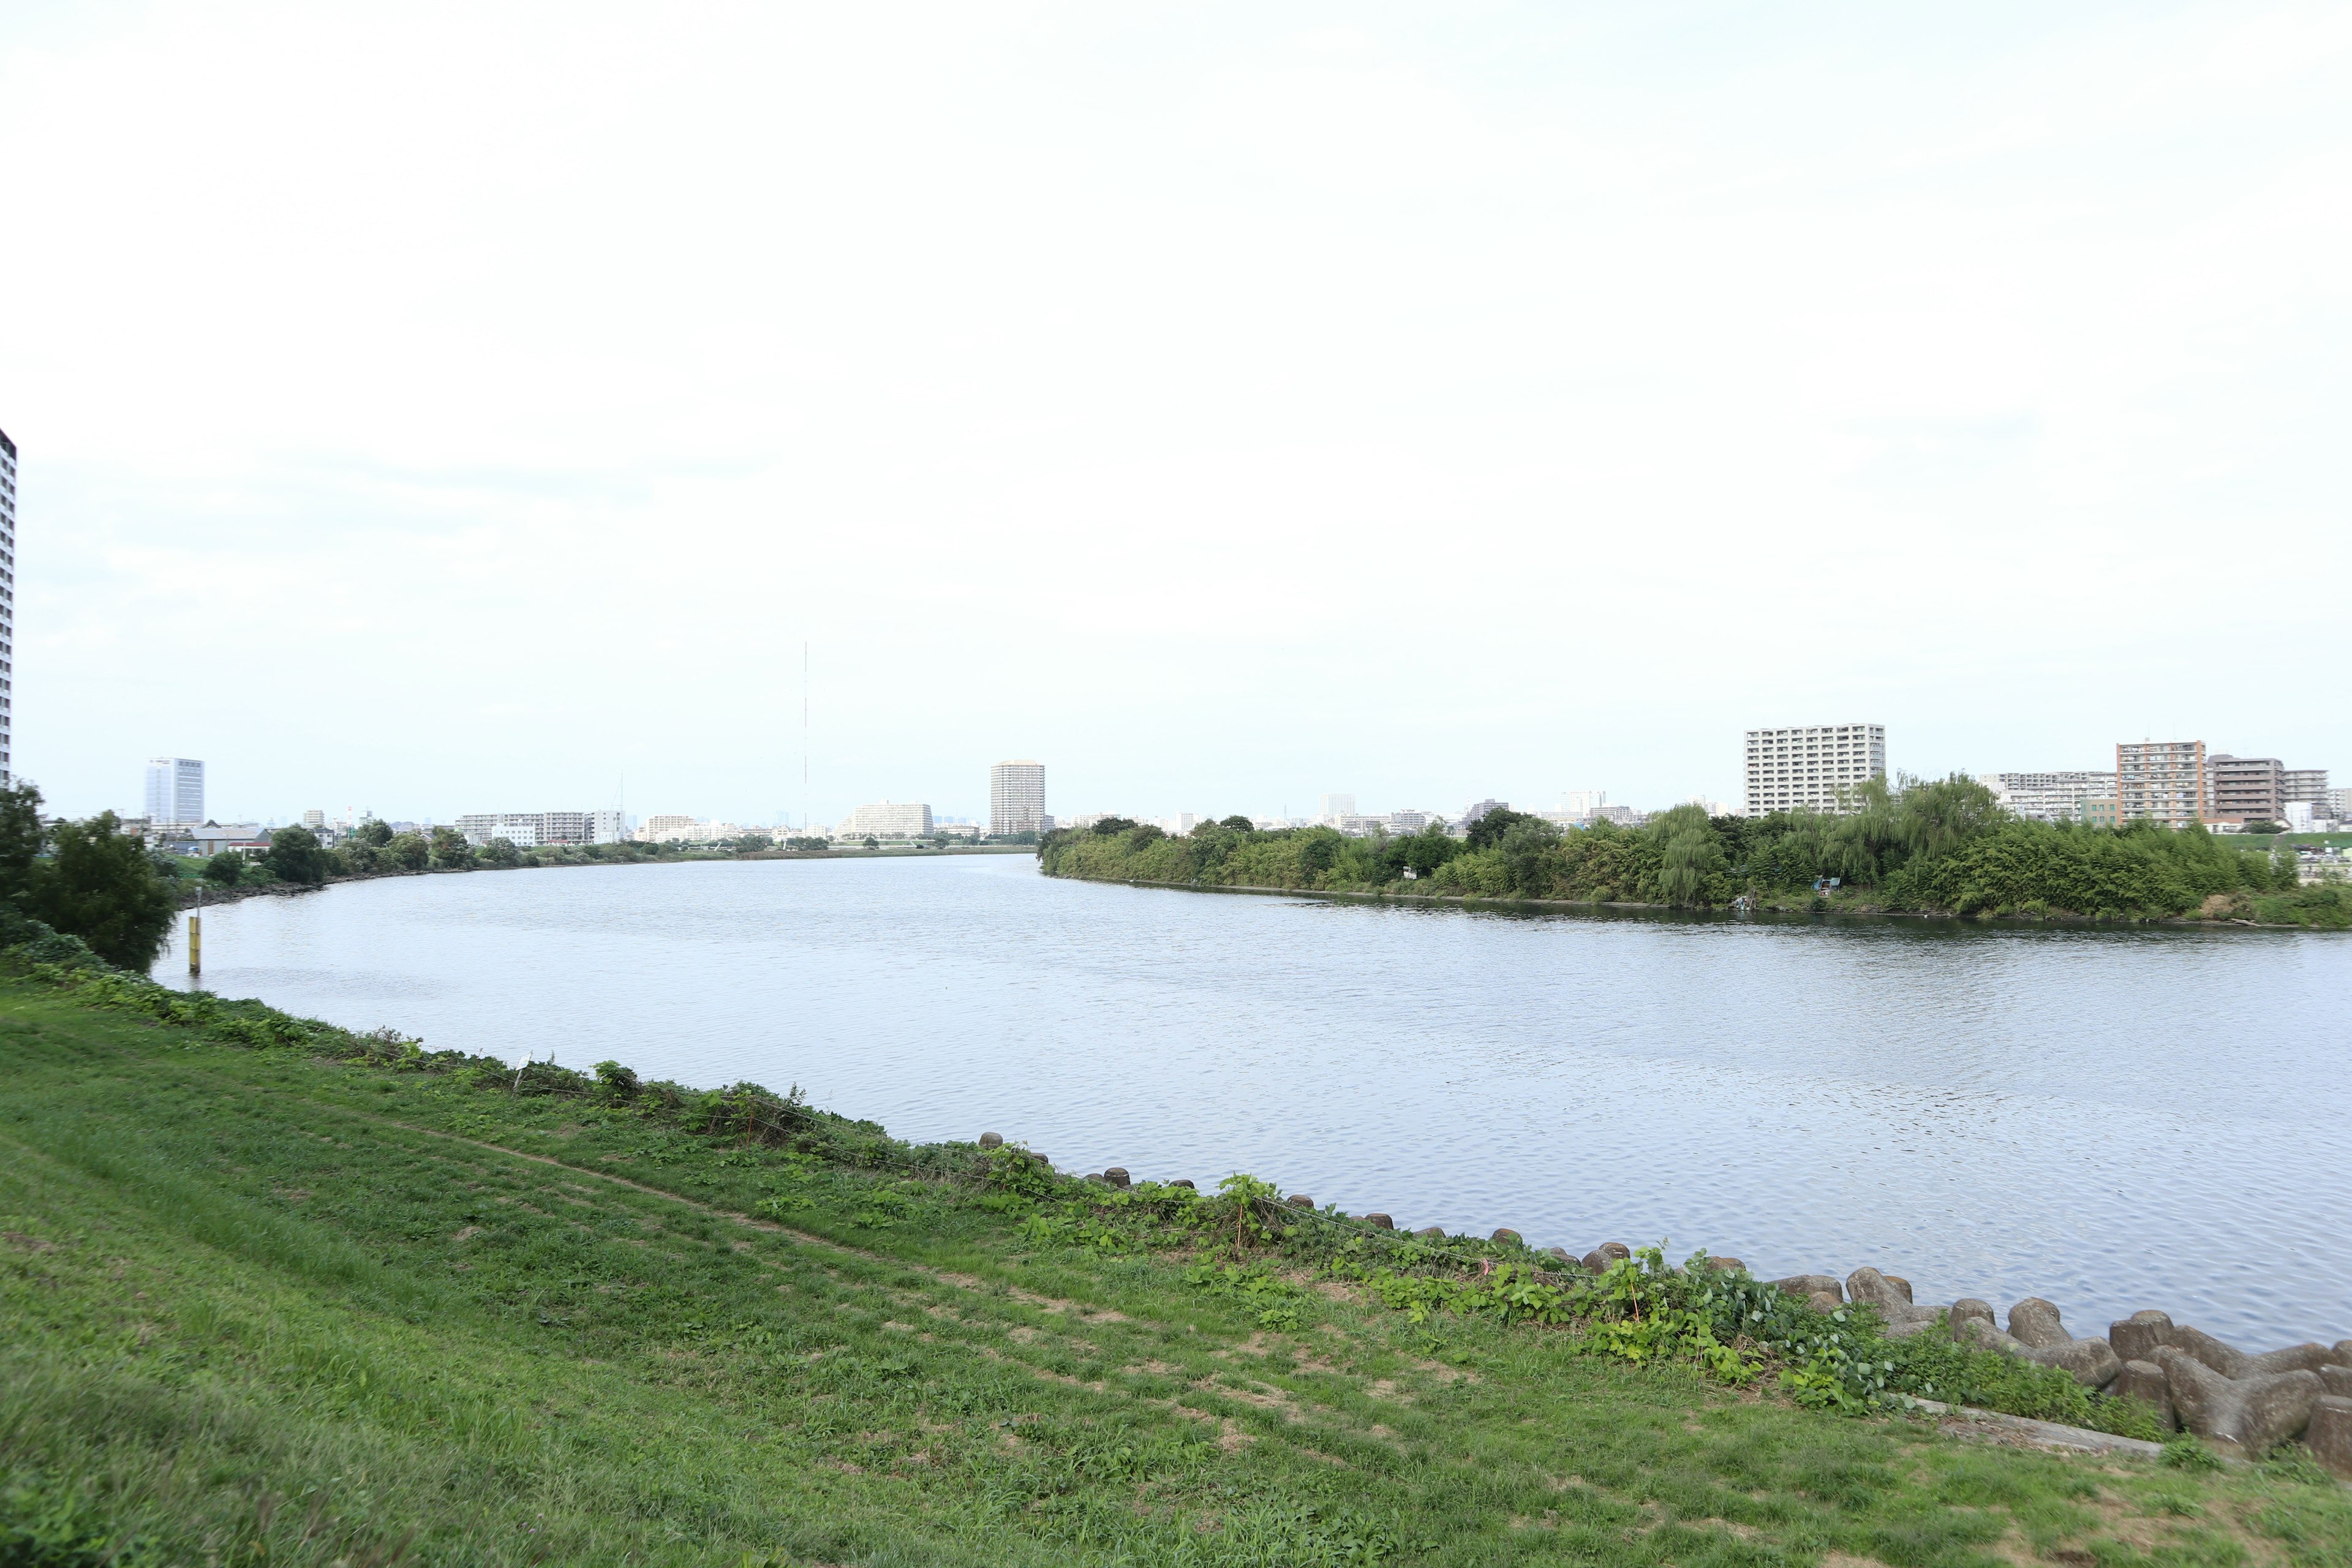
(0, 783, 178, 967)
(1042, 776, 2347, 925)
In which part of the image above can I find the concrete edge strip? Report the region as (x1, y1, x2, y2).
(1907, 1397, 2173, 1460)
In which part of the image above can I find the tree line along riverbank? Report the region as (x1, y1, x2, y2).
(0, 779, 1025, 971)
(1039, 776, 2351, 928)
(4, 921, 2349, 1564)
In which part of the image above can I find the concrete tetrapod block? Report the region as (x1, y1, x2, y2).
(2324, 1366, 2352, 1399)
(2310, 1396, 2352, 1482)
(2117, 1313, 2337, 1380)
(1102, 1167, 1131, 1190)
(2005, 1299, 2122, 1389)
(2110, 1311, 2174, 1365)
(1958, 1317, 2026, 1355)
(978, 1132, 1004, 1148)
(1491, 1228, 1521, 1245)
(1415, 1226, 1446, 1240)
(1706, 1257, 1746, 1273)
(1362, 1213, 1393, 1231)
(2110, 1361, 2178, 1431)
(1773, 1274, 1845, 1303)
(2336, 1340, 2352, 1366)
(1949, 1300, 1997, 1340)
(1847, 1268, 1941, 1338)
(1581, 1243, 1632, 1273)
(2155, 1346, 2324, 1457)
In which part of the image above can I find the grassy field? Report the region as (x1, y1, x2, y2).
(3, 973, 2348, 1566)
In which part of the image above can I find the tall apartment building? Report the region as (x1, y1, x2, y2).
(2116, 740, 2206, 827)
(144, 758, 206, 824)
(1742, 724, 1886, 816)
(2283, 769, 2330, 807)
(1317, 793, 1356, 821)
(840, 801, 933, 839)
(2206, 755, 2283, 825)
(0, 424, 14, 786)
(989, 760, 1047, 836)
(1979, 771, 2119, 823)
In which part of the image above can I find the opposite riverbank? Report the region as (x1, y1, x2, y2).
(4, 927, 2350, 1564)
(1041, 785, 2351, 929)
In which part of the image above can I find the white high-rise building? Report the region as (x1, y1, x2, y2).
(990, 760, 1047, 836)
(145, 758, 206, 825)
(1317, 793, 1356, 821)
(0, 424, 13, 785)
(590, 809, 627, 844)
(1742, 724, 1886, 816)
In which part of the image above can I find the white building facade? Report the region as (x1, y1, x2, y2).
(1978, 771, 2118, 823)
(145, 758, 206, 825)
(457, 811, 598, 848)
(840, 801, 933, 839)
(990, 760, 1047, 836)
(1743, 724, 1887, 816)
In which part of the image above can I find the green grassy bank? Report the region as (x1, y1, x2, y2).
(3, 954, 2348, 1565)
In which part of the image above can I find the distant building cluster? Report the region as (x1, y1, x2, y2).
(458, 810, 627, 848)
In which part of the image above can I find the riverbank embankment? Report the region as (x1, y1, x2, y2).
(5, 935, 2350, 1559)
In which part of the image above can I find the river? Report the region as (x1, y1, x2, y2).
(153, 853, 2352, 1350)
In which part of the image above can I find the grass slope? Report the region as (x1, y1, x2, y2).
(2, 978, 2348, 1566)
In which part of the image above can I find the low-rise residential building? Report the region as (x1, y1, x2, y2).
(1743, 724, 1886, 816)
(839, 801, 933, 839)
(635, 817, 746, 844)
(2117, 740, 2207, 827)
(1980, 771, 2120, 823)
(458, 812, 595, 848)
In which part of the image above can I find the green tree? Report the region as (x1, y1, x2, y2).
(429, 827, 473, 869)
(0, 780, 45, 898)
(384, 832, 430, 872)
(203, 851, 246, 888)
(26, 812, 178, 968)
(265, 825, 330, 885)
(354, 818, 394, 848)
(480, 836, 524, 869)
(1219, 815, 1254, 831)
(1465, 808, 1538, 851)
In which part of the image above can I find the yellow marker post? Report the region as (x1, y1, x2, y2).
(188, 914, 201, 974)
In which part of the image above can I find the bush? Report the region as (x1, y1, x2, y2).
(24, 812, 178, 970)
(203, 851, 246, 888)
(264, 825, 329, 885)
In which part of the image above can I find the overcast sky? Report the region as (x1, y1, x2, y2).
(4, 2, 2346, 827)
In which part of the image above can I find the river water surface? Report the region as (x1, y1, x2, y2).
(154, 853, 2352, 1349)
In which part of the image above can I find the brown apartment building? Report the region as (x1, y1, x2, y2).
(2117, 739, 2207, 827)
(2206, 754, 2284, 825)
